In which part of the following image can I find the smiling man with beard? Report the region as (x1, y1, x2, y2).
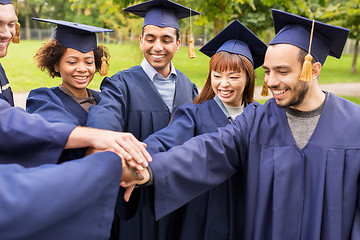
(123, 9, 360, 240)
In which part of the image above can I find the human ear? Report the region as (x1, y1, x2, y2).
(175, 39, 181, 53)
(312, 62, 322, 80)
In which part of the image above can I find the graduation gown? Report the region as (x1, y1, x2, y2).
(0, 63, 14, 106)
(86, 65, 197, 240)
(86, 65, 198, 140)
(150, 93, 360, 240)
(26, 86, 100, 162)
(0, 99, 75, 167)
(0, 151, 121, 240)
(143, 99, 254, 240)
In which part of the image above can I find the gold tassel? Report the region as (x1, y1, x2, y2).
(100, 56, 108, 76)
(299, 20, 315, 82)
(188, 38, 196, 59)
(12, 0, 20, 44)
(261, 82, 269, 97)
(299, 54, 313, 82)
(188, 8, 196, 59)
(12, 22, 20, 43)
(100, 32, 108, 76)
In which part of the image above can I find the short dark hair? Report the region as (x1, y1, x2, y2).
(141, 26, 180, 41)
(34, 39, 110, 78)
(298, 48, 317, 65)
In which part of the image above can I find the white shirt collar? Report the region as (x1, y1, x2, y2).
(141, 58, 177, 82)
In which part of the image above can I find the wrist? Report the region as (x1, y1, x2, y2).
(139, 166, 153, 187)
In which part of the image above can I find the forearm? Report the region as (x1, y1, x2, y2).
(65, 127, 152, 170)
(65, 126, 97, 149)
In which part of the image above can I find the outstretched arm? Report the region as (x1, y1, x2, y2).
(66, 127, 152, 170)
(144, 103, 199, 155)
(0, 151, 121, 239)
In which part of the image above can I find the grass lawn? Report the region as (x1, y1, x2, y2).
(2, 40, 360, 93)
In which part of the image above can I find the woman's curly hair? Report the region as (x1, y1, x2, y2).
(34, 39, 110, 78)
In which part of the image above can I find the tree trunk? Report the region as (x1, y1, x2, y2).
(213, 2, 225, 35)
(213, 18, 225, 36)
(24, 0, 31, 40)
(351, 39, 359, 74)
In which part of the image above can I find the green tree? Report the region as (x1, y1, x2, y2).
(319, 0, 360, 73)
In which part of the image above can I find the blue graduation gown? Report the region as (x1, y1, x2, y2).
(86, 65, 198, 140)
(150, 93, 360, 240)
(0, 63, 14, 106)
(0, 151, 121, 240)
(26, 86, 100, 162)
(0, 99, 75, 167)
(86, 66, 197, 240)
(143, 99, 253, 240)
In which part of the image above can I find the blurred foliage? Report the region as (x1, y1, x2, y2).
(13, 0, 360, 73)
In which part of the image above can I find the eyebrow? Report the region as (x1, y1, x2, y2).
(162, 34, 174, 39)
(263, 65, 291, 70)
(0, 19, 17, 24)
(144, 33, 174, 39)
(144, 33, 156, 38)
(65, 56, 94, 60)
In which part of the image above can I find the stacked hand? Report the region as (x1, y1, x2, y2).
(65, 126, 151, 201)
(120, 166, 151, 202)
(66, 127, 152, 171)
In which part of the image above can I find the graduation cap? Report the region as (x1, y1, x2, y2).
(32, 18, 113, 53)
(123, 0, 200, 31)
(32, 18, 114, 76)
(199, 20, 267, 69)
(0, 0, 12, 4)
(270, 9, 349, 67)
(261, 9, 350, 97)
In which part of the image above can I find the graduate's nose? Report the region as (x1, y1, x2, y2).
(219, 77, 230, 87)
(153, 39, 163, 52)
(76, 62, 87, 72)
(265, 71, 279, 87)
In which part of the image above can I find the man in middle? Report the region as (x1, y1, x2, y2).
(85, 0, 199, 239)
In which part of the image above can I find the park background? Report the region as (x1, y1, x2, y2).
(3, 0, 360, 106)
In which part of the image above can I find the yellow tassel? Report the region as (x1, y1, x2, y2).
(299, 54, 313, 82)
(100, 56, 108, 76)
(188, 8, 196, 59)
(261, 82, 269, 97)
(12, 21, 20, 44)
(299, 20, 315, 82)
(188, 37, 196, 59)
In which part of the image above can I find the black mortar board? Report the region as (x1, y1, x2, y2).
(0, 0, 12, 4)
(123, 0, 199, 31)
(269, 9, 349, 65)
(32, 18, 113, 53)
(200, 20, 267, 69)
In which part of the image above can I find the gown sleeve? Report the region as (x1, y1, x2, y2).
(0, 99, 75, 167)
(26, 88, 80, 126)
(86, 75, 127, 131)
(192, 83, 199, 99)
(144, 103, 198, 155)
(0, 151, 121, 240)
(150, 104, 256, 220)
